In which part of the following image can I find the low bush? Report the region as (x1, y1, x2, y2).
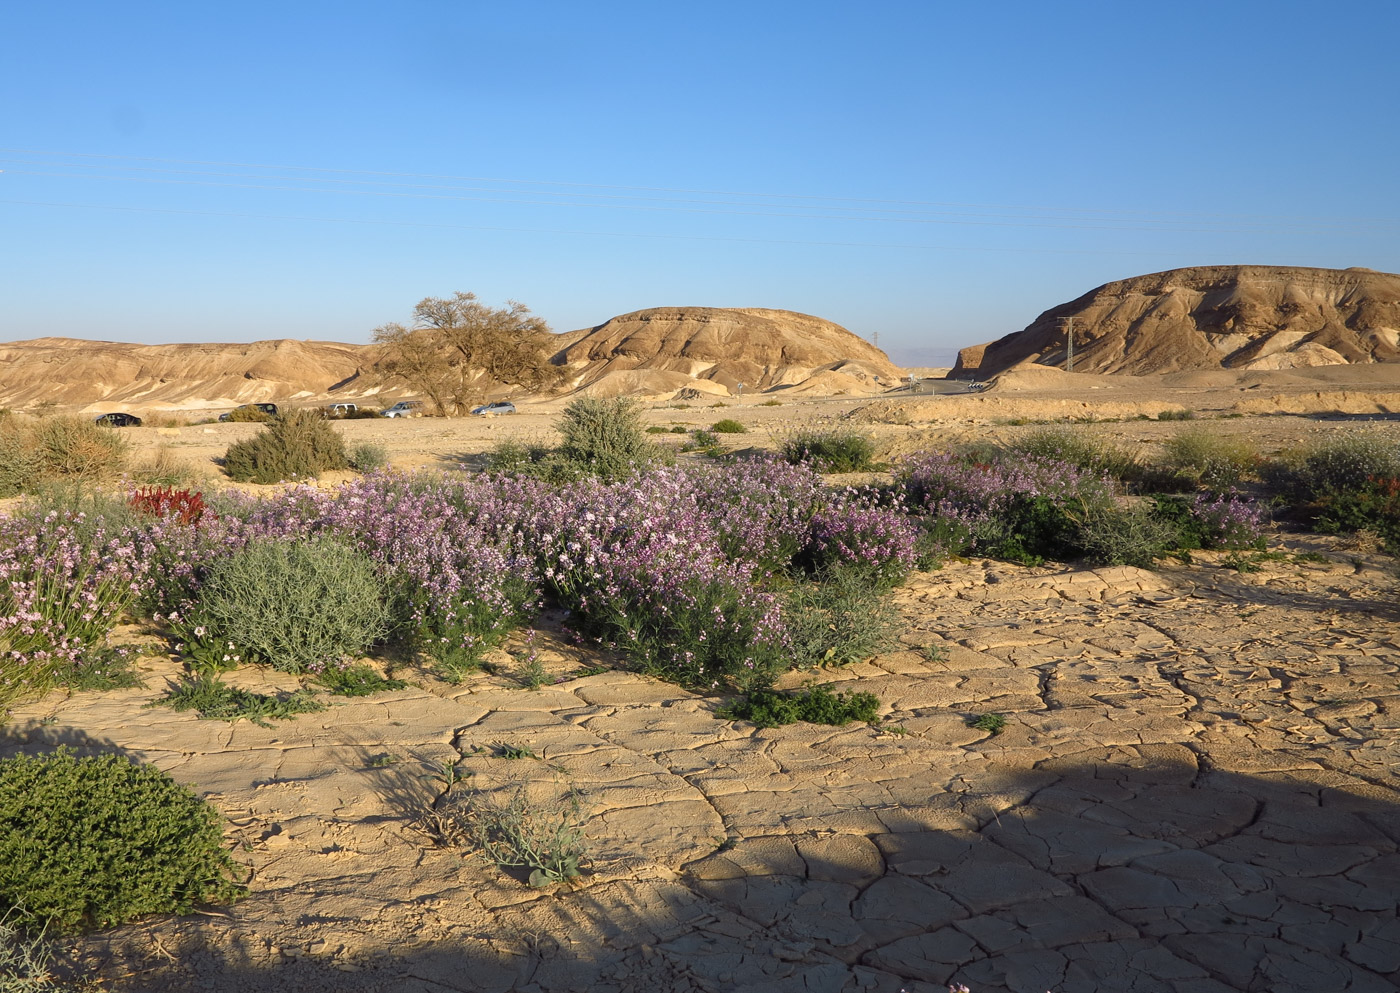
(779, 428, 877, 473)
(0, 749, 242, 929)
(802, 490, 920, 584)
(711, 419, 747, 434)
(347, 442, 389, 473)
(1313, 475, 1400, 549)
(224, 405, 274, 423)
(1267, 430, 1400, 502)
(1006, 427, 1142, 484)
(555, 397, 658, 481)
(222, 409, 348, 484)
(180, 538, 389, 673)
(1160, 427, 1259, 489)
(1157, 409, 1196, 421)
(719, 683, 882, 728)
(317, 663, 407, 697)
(1078, 504, 1180, 568)
(782, 569, 902, 667)
(0, 416, 128, 497)
(450, 782, 587, 888)
(129, 445, 199, 487)
(152, 674, 326, 726)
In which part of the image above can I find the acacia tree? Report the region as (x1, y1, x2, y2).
(371, 292, 563, 415)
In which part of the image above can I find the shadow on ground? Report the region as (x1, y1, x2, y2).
(68, 750, 1400, 993)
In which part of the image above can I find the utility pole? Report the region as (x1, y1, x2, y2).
(1061, 316, 1074, 373)
(872, 331, 880, 352)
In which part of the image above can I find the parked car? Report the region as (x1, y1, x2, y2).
(324, 403, 358, 417)
(94, 412, 142, 427)
(381, 401, 425, 419)
(470, 401, 516, 416)
(219, 403, 279, 422)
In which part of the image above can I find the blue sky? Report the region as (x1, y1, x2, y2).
(3, 1, 1397, 366)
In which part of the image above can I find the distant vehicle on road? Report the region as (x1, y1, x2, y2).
(94, 412, 142, 427)
(219, 403, 279, 422)
(325, 403, 358, 417)
(381, 400, 425, 418)
(470, 401, 516, 416)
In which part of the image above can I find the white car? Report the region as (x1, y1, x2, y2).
(381, 401, 424, 418)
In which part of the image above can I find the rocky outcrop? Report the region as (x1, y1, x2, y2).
(552, 307, 901, 395)
(954, 265, 1400, 378)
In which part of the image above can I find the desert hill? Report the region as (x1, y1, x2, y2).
(954, 265, 1400, 378)
(551, 307, 901, 397)
(0, 337, 373, 413)
(0, 307, 899, 413)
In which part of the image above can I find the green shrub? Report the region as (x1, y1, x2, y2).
(318, 664, 407, 697)
(782, 570, 902, 667)
(1006, 427, 1141, 483)
(183, 538, 389, 673)
(222, 409, 348, 484)
(1160, 427, 1259, 489)
(645, 426, 668, 434)
(1077, 504, 1179, 568)
(669, 425, 688, 434)
(1271, 431, 1400, 500)
(555, 397, 658, 480)
(719, 683, 882, 729)
(779, 428, 877, 472)
(224, 405, 274, 423)
(1157, 409, 1196, 421)
(0, 749, 242, 930)
(1313, 476, 1400, 549)
(347, 442, 389, 473)
(0, 417, 128, 496)
(711, 419, 747, 434)
(681, 429, 724, 455)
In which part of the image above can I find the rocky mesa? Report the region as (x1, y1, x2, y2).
(954, 265, 1400, 378)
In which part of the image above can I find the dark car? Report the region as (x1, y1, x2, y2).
(94, 413, 142, 428)
(470, 401, 517, 416)
(219, 403, 279, 422)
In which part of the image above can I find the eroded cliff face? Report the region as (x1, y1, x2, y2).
(955, 266, 1400, 378)
(552, 306, 901, 395)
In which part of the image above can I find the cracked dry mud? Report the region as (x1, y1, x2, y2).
(4, 540, 1399, 993)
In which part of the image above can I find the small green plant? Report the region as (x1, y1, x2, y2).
(760, 399, 782, 406)
(456, 782, 588, 887)
(645, 426, 668, 434)
(680, 429, 724, 455)
(669, 425, 688, 434)
(779, 427, 877, 472)
(430, 760, 468, 790)
(969, 712, 1007, 735)
(511, 654, 550, 690)
(488, 742, 537, 760)
(317, 663, 407, 697)
(151, 674, 326, 727)
(0, 906, 65, 992)
(718, 683, 882, 729)
(367, 753, 401, 768)
(347, 442, 389, 473)
(180, 538, 390, 674)
(711, 419, 747, 434)
(1157, 408, 1196, 421)
(222, 409, 349, 483)
(0, 749, 243, 930)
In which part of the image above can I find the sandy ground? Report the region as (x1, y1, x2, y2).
(3, 372, 1400, 993)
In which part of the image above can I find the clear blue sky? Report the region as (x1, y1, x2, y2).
(3, 1, 1398, 366)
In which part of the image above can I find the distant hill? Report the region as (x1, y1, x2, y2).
(0, 306, 901, 413)
(552, 306, 901, 397)
(954, 265, 1400, 378)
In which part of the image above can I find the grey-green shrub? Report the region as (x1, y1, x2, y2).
(783, 570, 901, 667)
(0, 749, 242, 930)
(1161, 427, 1259, 489)
(223, 409, 348, 483)
(555, 397, 658, 480)
(188, 538, 389, 673)
(0, 416, 128, 497)
(1274, 430, 1400, 497)
(779, 427, 877, 472)
(1077, 504, 1180, 568)
(711, 418, 747, 434)
(348, 442, 389, 473)
(1007, 427, 1141, 483)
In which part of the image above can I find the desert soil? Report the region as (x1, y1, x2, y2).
(4, 374, 1400, 993)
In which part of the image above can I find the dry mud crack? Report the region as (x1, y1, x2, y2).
(3, 544, 1399, 993)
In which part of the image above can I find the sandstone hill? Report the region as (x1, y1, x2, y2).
(551, 307, 901, 397)
(0, 307, 899, 414)
(954, 265, 1400, 378)
(0, 337, 373, 413)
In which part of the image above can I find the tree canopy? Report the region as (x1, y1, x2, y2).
(371, 292, 563, 415)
